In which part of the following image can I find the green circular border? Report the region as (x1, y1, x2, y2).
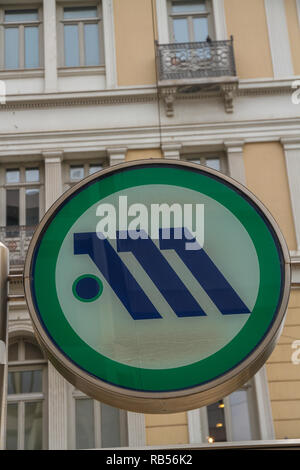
(30, 166, 284, 392)
(72, 274, 103, 303)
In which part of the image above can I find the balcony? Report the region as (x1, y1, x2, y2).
(155, 37, 238, 116)
(0, 226, 36, 267)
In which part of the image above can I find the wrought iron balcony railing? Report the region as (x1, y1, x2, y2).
(0, 226, 36, 266)
(156, 36, 237, 83)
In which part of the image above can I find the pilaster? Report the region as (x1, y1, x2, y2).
(48, 363, 68, 450)
(127, 412, 146, 447)
(43, 151, 63, 210)
(43, 0, 58, 93)
(107, 147, 127, 166)
(162, 143, 182, 160)
(264, 0, 294, 78)
(224, 140, 246, 185)
(281, 137, 300, 252)
(102, 0, 118, 89)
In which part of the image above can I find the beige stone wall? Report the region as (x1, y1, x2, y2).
(145, 412, 189, 446)
(266, 289, 300, 439)
(224, 0, 274, 79)
(284, 0, 300, 75)
(243, 142, 297, 251)
(243, 142, 299, 439)
(113, 0, 157, 86)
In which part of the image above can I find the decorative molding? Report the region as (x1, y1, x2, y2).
(102, 0, 118, 89)
(0, 90, 158, 111)
(264, 0, 294, 78)
(0, 76, 298, 111)
(221, 83, 237, 113)
(159, 87, 177, 117)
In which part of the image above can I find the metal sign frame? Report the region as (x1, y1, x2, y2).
(24, 160, 291, 413)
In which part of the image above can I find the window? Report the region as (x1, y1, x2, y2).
(69, 388, 128, 449)
(201, 383, 260, 444)
(6, 337, 48, 450)
(2, 166, 43, 236)
(60, 4, 104, 67)
(169, 0, 214, 43)
(2, 7, 42, 70)
(63, 160, 107, 191)
(182, 153, 228, 174)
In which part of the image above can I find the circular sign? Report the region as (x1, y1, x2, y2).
(24, 160, 290, 413)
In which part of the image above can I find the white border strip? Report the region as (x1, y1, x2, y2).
(0, 341, 6, 365)
(103, 0, 118, 88)
(155, 0, 169, 43)
(297, 0, 300, 28)
(212, 0, 228, 40)
(264, 0, 294, 78)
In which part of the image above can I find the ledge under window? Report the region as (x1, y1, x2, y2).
(58, 65, 105, 77)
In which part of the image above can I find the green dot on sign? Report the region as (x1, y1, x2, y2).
(72, 275, 103, 302)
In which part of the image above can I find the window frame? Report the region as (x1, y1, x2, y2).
(67, 385, 128, 449)
(168, 0, 215, 43)
(6, 337, 48, 450)
(57, 2, 105, 69)
(201, 382, 260, 443)
(0, 4, 44, 71)
(0, 163, 44, 231)
(181, 152, 228, 174)
(62, 159, 108, 192)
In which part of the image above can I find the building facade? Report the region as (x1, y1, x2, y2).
(0, 0, 300, 449)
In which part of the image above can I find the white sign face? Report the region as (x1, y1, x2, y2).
(25, 161, 290, 413)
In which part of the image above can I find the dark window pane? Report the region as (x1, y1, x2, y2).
(101, 403, 121, 448)
(75, 399, 95, 449)
(8, 370, 43, 394)
(25, 189, 39, 226)
(25, 26, 39, 68)
(6, 403, 18, 450)
(5, 27, 19, 69)
(5, 9, 38, 22)
(6, 189, 19, 227)
(64, 7, 98, 19)
(25, 341, 43, 360)
(8, 343, 18, 362)
(25, 402, 43, 450)
(207, 400, 227, 442)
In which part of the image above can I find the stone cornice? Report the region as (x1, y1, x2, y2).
(0, 77, 299, 111)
